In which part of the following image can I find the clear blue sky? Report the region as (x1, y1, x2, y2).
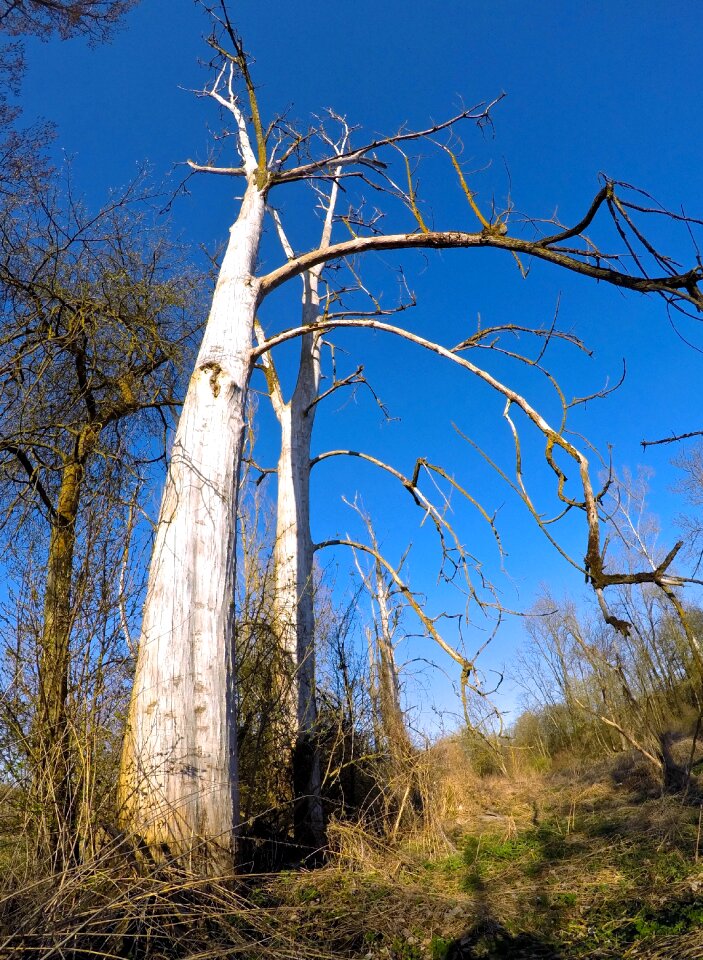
(17, 1, 703, 727)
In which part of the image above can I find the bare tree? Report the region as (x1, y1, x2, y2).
(518, 466, 703, 789)
(354, 527, 411, 767)
(350, 516, 425, 837)
(118, 4, 703, 870)
(0, 0, 135, 40)
(254, 178, 342, 850)
(0, 178, 198, 867)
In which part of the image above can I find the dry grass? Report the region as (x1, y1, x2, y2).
(305, 750, 703, 958)
(0, 851, 333, 959)
(3, 749, 703, 959)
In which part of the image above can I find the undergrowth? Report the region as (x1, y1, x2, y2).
(3, 761, 703, 959)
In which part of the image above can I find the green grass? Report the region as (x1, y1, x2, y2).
(428, 935, 453, 960)
(340, 787, 703, 958)
(5, 768, 703, 959)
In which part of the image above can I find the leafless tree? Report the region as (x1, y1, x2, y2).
(519, 469, 703, 789)
(0, 177, 199, 867)
(119, 2, 703, 870)
(0, 0, 135, 40)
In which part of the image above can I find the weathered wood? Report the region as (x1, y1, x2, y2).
(119, 182, 266, 871)
(274, 324, 325, 847)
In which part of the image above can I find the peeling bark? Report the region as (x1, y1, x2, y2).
(119, 182, 266, 870)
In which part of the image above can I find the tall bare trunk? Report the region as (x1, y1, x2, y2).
(274, 322, 325, 847)
(119, 182, 265, 870)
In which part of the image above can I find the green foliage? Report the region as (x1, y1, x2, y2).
(530, 754, 552, 774)
(389, 935, 422, 960)
(429, 935, 453, 960)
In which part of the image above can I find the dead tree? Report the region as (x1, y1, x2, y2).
(119, 3, 703, 869)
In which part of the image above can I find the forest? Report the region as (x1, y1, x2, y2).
(2, 2, 703, 958)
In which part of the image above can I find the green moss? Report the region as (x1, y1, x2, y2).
(551, 891, 578, 907)
(388, 935, 422, 960)
(429, 935, 453, 960)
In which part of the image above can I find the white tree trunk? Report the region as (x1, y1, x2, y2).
(119, 181, 265, 870)
(274, 324, 325, 846)
(372, 558, 409, 757)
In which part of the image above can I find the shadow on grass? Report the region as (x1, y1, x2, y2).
(446, 917, 562, 959)
(462, 821, 585, 891)
(455, 811, 703, 959)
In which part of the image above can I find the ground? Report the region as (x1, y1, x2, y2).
(3, 752, 703, 958)
(266, 756, 703, 959)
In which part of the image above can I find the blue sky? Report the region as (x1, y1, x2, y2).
(17, 1, 703, 727)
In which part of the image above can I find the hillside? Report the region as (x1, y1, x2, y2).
(3, 746, 703, 959)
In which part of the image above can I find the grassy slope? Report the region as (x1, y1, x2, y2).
(3, 757, 703, 959)
(271, 761, 703, 960)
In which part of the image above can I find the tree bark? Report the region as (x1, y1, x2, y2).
(119, 181, 265, 870)
(265, 186, 338, 851)
(34, 453, 87, 864)
(274, 322, 325, 848)
(372, 557, 410, 760)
